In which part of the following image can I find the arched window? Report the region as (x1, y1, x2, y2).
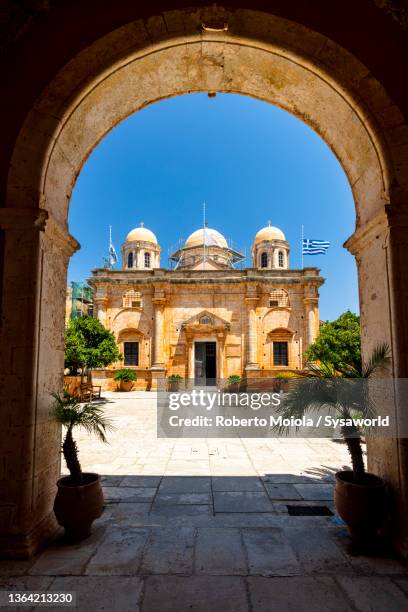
(144, 252, 151, 268)
(123, 290, 142, 308)
(278, 251, 284, 267)
(269, 289, 289, 308)
(127, 252, 133, 268)
(260, 252, 268, 268)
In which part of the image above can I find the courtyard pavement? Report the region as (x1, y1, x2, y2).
(1, 392, 408, 611)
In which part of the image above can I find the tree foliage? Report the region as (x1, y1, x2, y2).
(305, 310, 361, 369)
(64, 316, 122, 374)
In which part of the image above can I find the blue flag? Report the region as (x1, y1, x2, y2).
(302, 239, 330, 255)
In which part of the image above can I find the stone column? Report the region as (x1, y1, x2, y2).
(345, 206, 408, 557)
(0, 208, 79, 558)
(94, 296, 108, 327)
(136, 247, 142, 269)
(217, 333, 226, 381)
(245, 296, 260, 371)
(150, 296, 167, 390)
(152, 297, 166, 367)
(303, 297, 318, 347)
(186, 336, 194, 383)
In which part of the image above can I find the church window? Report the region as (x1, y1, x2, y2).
(273, 341, 288, 366)
(261, 252, 268, 268)
(123, 290, 142, 308)
(269, 289, 289, 308)
(144, 252, 151, 268)
(124, 341, 139, 366)
(127, 252, 133, 268)
(199, 315, 213, 325)
(278, 251, 284, 267)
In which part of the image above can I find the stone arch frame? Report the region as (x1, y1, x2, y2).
(2, 6, 408, 557)
(117, 327, 146, 368)
(266, 326, 295, 368)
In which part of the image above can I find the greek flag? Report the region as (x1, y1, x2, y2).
(108, 225, 118, 266)
(302, 239, 330, 255)
(109, 243, 118, 265)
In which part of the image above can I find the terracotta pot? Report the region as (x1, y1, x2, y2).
(119, 380, 134, 391)
(168, 382, 180, 391)
(54, 473, 104, 540)
(228, 382, 240, 393)
(335, 470, 388, 545)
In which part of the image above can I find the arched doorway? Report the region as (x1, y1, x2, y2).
(1, 6, 408, 558)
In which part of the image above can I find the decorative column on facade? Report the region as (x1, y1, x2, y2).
(217, 331, 226, 380)
(94, 295, 108, 327)
(303, 296, 318, 347)
(245, 295, 260, 371)
(136, 247, 141, 268)
(151, 296, 167, 369)
(186, 333, 194, 383)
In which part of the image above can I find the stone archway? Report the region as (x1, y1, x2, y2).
(1, 6, 408, 558)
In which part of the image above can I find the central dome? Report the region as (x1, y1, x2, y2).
(254, 225, 286, 243)
(126, 225, 157, 244)
(185, 227, 228, 249)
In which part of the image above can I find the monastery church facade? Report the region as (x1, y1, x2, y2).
(89, 222, 324, 389)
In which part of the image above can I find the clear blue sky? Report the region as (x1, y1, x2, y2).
(68, 93, 358, 321)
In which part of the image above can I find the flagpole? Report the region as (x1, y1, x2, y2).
(203, 201, 206, 269)
(301, 224, 304, 269)
(109, 225, 112, 269)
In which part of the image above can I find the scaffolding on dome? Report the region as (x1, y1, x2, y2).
(168, 237, 246, 270)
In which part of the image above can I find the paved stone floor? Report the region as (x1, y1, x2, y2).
(1, 392, 408, 611)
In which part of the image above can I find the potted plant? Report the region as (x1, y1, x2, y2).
(276, 345, 390, 550)
(226, 374, 241, 392)
(168, 374, 183, 391)
(52, 391, 114, 540)
(113, 368, 137, 391)
(273, 371, 296, 393)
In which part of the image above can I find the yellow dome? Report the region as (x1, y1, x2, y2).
(254, 225, 285, 243)
(185, 227, 228, 249)
(126, 226, 157, 244)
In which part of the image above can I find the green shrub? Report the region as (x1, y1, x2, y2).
(227, 375, 241, 384)
(168, 374, 183, 383)
(113, 368, 137, 382)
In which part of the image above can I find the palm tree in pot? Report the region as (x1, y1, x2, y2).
(113, 368, 137, 391)
(276, 345, 390, 549)
(52, 391, 114, 540)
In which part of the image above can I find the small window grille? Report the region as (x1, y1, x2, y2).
(269, 290, 289, 308)
(123, 290, 142, 308)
